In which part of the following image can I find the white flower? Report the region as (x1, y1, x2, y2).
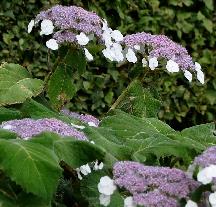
(102, 48, 114, 61)
(195, 62, 202, 71)
(124, 196, 136, 207)
(76, 168, 83, 180)
(102, 31, 113, 47)
(111, 43, 124, 62)
(99, 194, 111, 206)
(70, 123, 85, 129)
(185, 200, 198, 207)
(80, 164, 91, 176)
(84, 48, 93, 61)
(126, 48, 137, 63)
(197, 70, 204, 84)
(134, 45, 140, 50)
(27, 20, 34, 33)
(46, 39, 58, 50)
(166, 60, 179, 73)
(40, 19, 54, 35)
(2, 124, 13, 130)
(209, 192, 216, 206)
(98, 176, 117, 195)
(76, 32, 89, 46)
(142, 58, 148, 67)
(148, 57, 158, 70)
(111, 30, 124, 42)
(88, 121, 97, 127)
(94, 160, 104, 170)
(197, 165, 216, 185)
(184, 70, 192, 82)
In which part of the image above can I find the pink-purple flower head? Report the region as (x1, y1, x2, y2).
(0, 118, 87, 141)
(113, 161, 199, 207)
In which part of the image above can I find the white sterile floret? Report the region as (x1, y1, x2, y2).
(111, 30, 124, 42)
(76, 32, 89, 46)
(195, 62, 202, 71)
(76, 168, 83, 180)
(94, 160, 104, 170)
(142, 57, 148, 67)
(46, 39, 58, 50)
(80, 164, 91, 176)
(185, 200, 198, 207)
(2, 124, 13, 130)
(88, 121, 97, 127)
(197, 165, 216, 184)
(184, 70, 192, 82)
(99, 194, 111, 206)
(40, 19, 54, 35)
(102, 30, 113, 47)
(124, 196, 136, 207)
(27, 19, 34, 33)
(102, 48, 114, 61)
(148, 57, 158, 70)
(111, 43, 124, 62)
(134, 45, 140, 50)
(98, 176, 117, 195)
(126, 48, 137, 63)
(166, 60, 179, 73)
(209, 192, 216, 206)
(70, 123, 85, 129)
(197, 70, 204, 84)
(84, 48, 93, 61)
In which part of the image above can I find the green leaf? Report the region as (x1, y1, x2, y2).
(0, 63, 44, 106)
(203, 19, 213, 33)
(0, 129, 17, 140)
(115, 80, 161, 118)
(30, 132, 105, 168)
(204, 0, 214, 10)
(0, 107, 21, 123)
(0, 139, 62, 201)
(181, 123, 216, 147)
(47, 63, 76, 110)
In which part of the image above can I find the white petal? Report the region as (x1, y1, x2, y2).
(142, 58, 148, 67)
(46, 39, 58, 50)
(40, 19, 54, 35)
(76, 168, 83, 180)
(148, 57, 158, 70)
(185, 200, 198, 207)
(197, 70, 204, 84)
(184, 71, 192, 82)
(98, 162, 104, 170)
(209, 192, 216, 205)
(2, 124, 13, 130)
(102, 48, 114, 61)
(99, 194, 110, 206)
(134, 45, 140, 50)
(76, 32, 89, 46)
(70, 123, 85, 129)
(124, 196, 136, 207)
(197, 167, 213, 184)
(111, 30, 123, 42)
(98, 176, 117, 195)
(88, 121, 97, 127)
(27, 20, 34, 33)
(195, 62, 202, 71)
(80, 164, 91, 175)
(84, 48, 93, 61)
(90, 140, 95, 144)
(166, 60, 179, 73)
(126, 48, 137, 63)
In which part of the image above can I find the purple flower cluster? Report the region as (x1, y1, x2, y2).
(113, 161, 199, 207)
(123, 32, 195, 71)
(35, 5, 103, 43)
(193, 146, 216, 168)
(0, 118, 87, 140)
(61, 109, 100, 127)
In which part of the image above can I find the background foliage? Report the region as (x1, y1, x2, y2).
(0, 0, 215, 129)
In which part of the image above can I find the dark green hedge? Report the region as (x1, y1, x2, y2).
(0, 0, 215, 129)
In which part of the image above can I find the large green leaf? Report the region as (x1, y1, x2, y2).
(30, 132, 105, 168)
(0, 63, 44, 106)
(47, 63, 76, 110)
(0, 139, 62, 202)
(115, 80, 161, 118)
(0, 107, 21, 123)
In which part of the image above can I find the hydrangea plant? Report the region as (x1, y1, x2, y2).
(0, 4, 214, 207)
